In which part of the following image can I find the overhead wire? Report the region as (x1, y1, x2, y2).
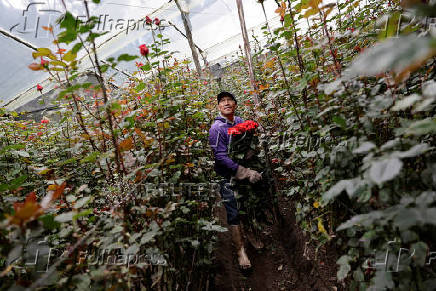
(2, 1, 280, 108)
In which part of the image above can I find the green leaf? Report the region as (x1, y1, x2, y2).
(201, 223, 227, 232)
(12, 150, 30, 157)
(391, 94, 421, 111)
(393, 207, 422, 230)
(110, 102, 122, 111)
(50, 67, 65, 71)
(59, 12, 77, 30)
(353, 141, 376, 154)
(169, 171, 181, 183)
(58, 157, 77, 166)
(73, 209, 92, 220)
(74, 196, 92, 209)
(392, 143, 430, 158)
(140, 63, 151, 71)
(353, 268, 365, 282)
(337, 211, 383, 231)
(345, 36, 436, 78)
(57, 30, 77, 44)
(71, 43, 83, 54)
(0, 175, 28, 192)
(337, 255, 352, 281)
(373, 270, 394, 289)
(269, 43, 281, 52)
(66, 195, 77, 203)
(0, 144, 25, 155)
(404, 118, 436, 136)
(32, 48, 52, 59)
(332, 116, 346, 129)
(135, 82, 146, 92)
(62, 51, 77, 62)
(117, 54, 138, 62)
(411, 241, 428, 266)
(39, 214, 61, 230)
(322, 178, 365, 203)
(100, 64, 109, 73)
(283, 14, 292, 27)
(379, 11, 401, 39)
(51, 60, 67, 67)
(369, 158, 403, 186)
(80, 151, 100, 163)
(141, 230, 158, 244)
(55, 212, 74, 223)
(87, 31, 109, 42)
(81, 82, 93, 89)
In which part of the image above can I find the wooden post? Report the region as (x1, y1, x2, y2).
(236, 0, 260, 105)
(174, 0, 203, 78)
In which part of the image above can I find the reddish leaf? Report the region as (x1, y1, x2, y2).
(7, 192, 42, 227)
(28, 63, 43, 71)
(120, 137, 134, 151)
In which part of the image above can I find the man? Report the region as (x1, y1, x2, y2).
(208, 91, 262, 270)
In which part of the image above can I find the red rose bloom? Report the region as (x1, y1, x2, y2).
(139, 44, 149, 57)
(153, 18, 160, 25)
(36, 84, 43, 92)
(40, 57, 49, 68)
(228, 127, 242, 135)
(145, 16, 152, 25)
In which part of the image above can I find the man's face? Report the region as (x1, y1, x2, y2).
(218, 96, 237, 116)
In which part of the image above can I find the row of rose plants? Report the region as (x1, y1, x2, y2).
(0, 5, 228, 290)
(236, 0, 436, 289)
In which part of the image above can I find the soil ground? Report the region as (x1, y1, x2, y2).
(211, 195, 342, 291)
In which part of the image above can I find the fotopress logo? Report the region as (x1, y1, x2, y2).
(9, 2, 63, 38)
(18, 239, 167, 273)
(9, 1, 166, 39)
(363, 239, 436, 273)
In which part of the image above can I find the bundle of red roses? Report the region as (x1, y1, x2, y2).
(227, 120, 258, 136)
(227, 120, 260, 164)
(227, 120, 274, 235)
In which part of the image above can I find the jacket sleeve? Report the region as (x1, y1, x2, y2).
(209, 127, 239, 174)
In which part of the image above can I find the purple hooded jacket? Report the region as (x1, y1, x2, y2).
(208, 115, 244, 179)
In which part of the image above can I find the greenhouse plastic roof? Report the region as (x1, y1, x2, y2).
(0, 0, 282, 110)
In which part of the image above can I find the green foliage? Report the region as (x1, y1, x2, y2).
(0, 3, 222, 290)
(244, 0, 436, 289)
(117, 53, 139, 62)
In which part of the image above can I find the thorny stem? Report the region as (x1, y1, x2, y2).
(260, 1, 303, 128)
(47, 23, 100, 156)
(318, 9, 342, 76)
(287, 0, 309, 109)
(174, 0, 202, 78)
(83, 0, 125, 176)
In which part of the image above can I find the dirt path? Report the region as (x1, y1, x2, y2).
(212, 195, 340, 291)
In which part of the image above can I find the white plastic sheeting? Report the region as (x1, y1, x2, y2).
(0, 0, 281, 109)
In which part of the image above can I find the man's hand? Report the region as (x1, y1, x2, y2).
(234, 165, 262, 184)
